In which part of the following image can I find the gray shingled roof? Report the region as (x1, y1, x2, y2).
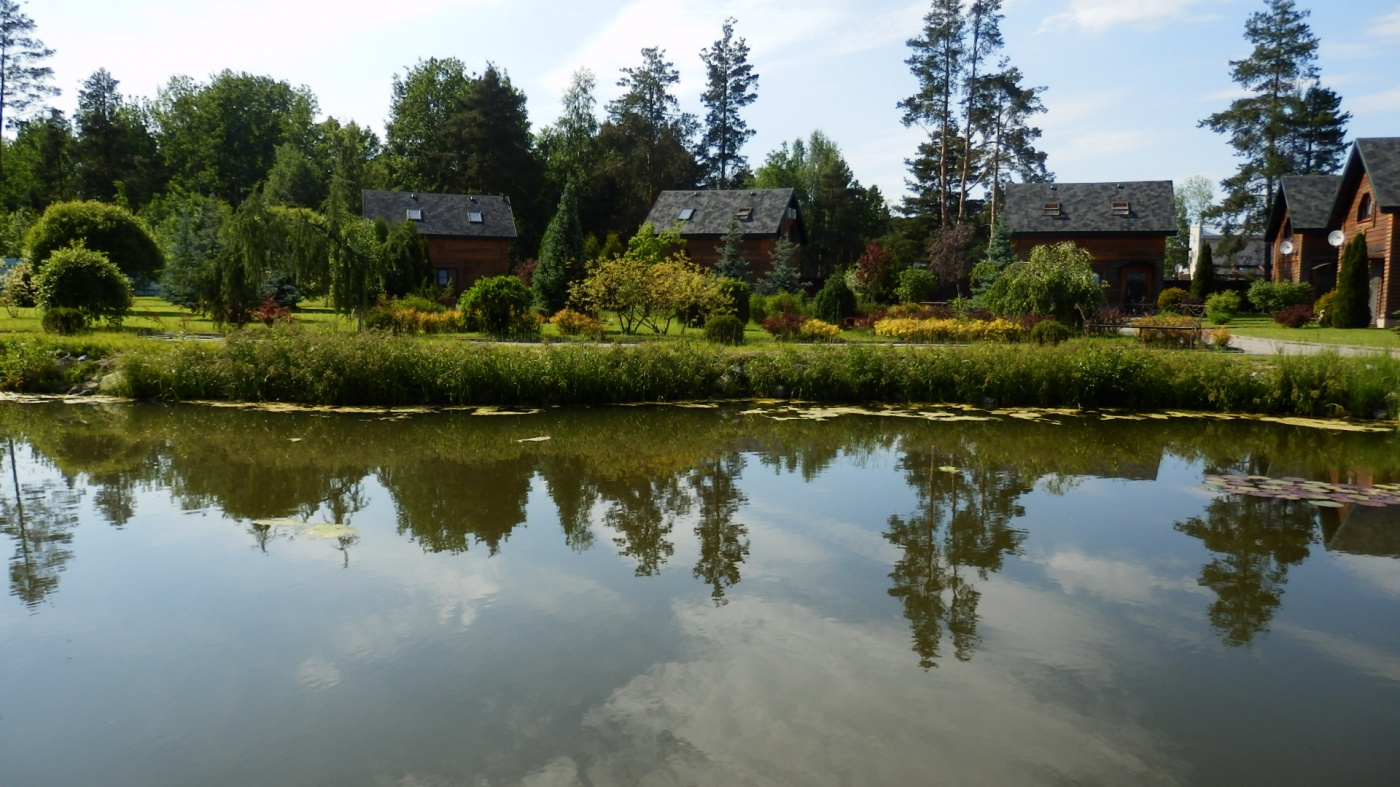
(1266, 175, 1341, 238)
(1355, 137, 1400, 210)
(362, 190, 517, 239)
(644, 189, 801, 238)
(1003, 181, 1176, 235)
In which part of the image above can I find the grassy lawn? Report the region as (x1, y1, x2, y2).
(1225, 315, 1400, 349)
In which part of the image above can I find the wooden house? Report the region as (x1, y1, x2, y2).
(362, 190, 517, 293)
(642, 189, 805, 280)
(1003, 181, 1176, 307)
(1266, 175, 1342, 290)
(1327, 138, 1400, 327)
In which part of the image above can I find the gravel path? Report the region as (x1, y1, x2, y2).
(1228, 334, 1400, 358)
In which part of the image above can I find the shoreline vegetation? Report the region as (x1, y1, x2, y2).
(2, 329, 1396, 421)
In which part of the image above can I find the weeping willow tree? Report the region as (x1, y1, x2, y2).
(205, 190, 331, 326)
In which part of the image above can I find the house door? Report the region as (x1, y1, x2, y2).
(1369, 260, 1384, 326)
(1122, 270, 1148, 305)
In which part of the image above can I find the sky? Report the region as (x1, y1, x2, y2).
(28, 0, 1400, 207)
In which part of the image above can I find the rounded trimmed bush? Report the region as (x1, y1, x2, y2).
(26, 201, 164, 280)
(459, 275, 535, 336)
(1205, 291, 1241, 325)
(812, 276, 856, 325)
(33, 245, 133, 327)
(1157, 287, 1194, 313)
(717, 278, 751, 325)
(896, 267, 937, 304)
(704, 314, 746, 346)
(1029, 319, 1072, 345)
(41, 306, 89, 335)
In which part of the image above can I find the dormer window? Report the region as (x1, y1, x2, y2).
(1111, 201, 1131, 216)
(1043, 202, 1062, 216)
(1358, 193, 1374, 222)
(469, 212, 484, 224)
(734, 207, 754, 221)
(406, 209, 424, 222)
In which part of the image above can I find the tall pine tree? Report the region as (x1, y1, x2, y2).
(698, 18, 758, 189)
(1200, 0, 1349, 240)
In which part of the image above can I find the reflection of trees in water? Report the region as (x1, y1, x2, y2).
(1174, 493, 1316, 647)
(539, 458, 599, 553)
(1, 440, 82, 607)
(886, 449, 1029, 668)
(601, 475, 689, 577)
(690, 454, 750, 606)
(379, 458, 533, 555)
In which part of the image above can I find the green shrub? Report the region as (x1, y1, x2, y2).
(751, 291, 805, 325)
(459, 275, 535, 336)
(41, 307, 89, 335)
(703, 314, 746, 346)
(1134, 314, 1202, 348)
(1205, 291, 1241, 325)
(391, 294, 446, 314)
(982, 242, 1103, 326)
(812, 275, 857, 325)
(716, 278, 751, 324)
(1313, 291, 1336, 327)
(895, 267, 938, 305)
(1, 260, 36, 312)
(33, 245, 133, 327)
(26, 201, 164, 280)
(1029, 319, 1072, 345)
(1247, 280, 1313, 315)
(1333, 233, 1371, 328)
(1157, 287, 1194, 313)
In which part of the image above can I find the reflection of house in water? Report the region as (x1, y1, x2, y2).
(1320, 506, 1400, 559)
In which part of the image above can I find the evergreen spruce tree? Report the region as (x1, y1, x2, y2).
(713, 218, 747, 280)
(970, 214, 1015, 294)
(1332, 232, 1370, 329)
(698, 18, 758, 189)
(532, 182, 584, 313)
(758, 239, 800, 295)
(1190, 242, 1217, 302)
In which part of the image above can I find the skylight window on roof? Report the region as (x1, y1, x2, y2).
(1111, 201, 1131, 216)
(469, 212, 484, 224)
(406, 209, 424, 222)
(678, 208, 696, 221)
(1042, 202, 1062, 216)
(735, 207, 754, 221)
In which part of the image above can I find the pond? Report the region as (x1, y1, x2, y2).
(1, 400, 1398, 786)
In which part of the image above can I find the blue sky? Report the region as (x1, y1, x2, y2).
(31, 0, 1400, 206)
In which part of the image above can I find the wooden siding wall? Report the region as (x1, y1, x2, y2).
(1338, 172, 1398, 327)
(685, 236, 780, 280)
(427, 237, 512, 293)
(1270, 218, 1335, 287)
(1011, 235, 1166, 306)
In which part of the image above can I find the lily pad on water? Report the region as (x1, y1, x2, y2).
(517, 436, 551, 443)
(302, 524, 358, 540)
(1205, 473, 1400, 508)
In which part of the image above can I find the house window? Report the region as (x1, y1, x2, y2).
(437, 268, 456, 288)
(1358, 193, 1374, 222)
(735, 207, 754, 221)
(678, 208, 695, 221)
(406, 209, 424, 222)
(1043, 202, 1061, 216)
(469, 212, 484, 224)
(1111, 201, 1130, 216)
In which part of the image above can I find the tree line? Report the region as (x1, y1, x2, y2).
(0, 0, 1357, 317)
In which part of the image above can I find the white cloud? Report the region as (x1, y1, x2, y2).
(1279, 623, 1400, 685)
(1038, 549, 1204, 607)
(1371, 7, 1400, 39)
(1040, 0, 1207, 33)
(1349, 87, 1400, 115)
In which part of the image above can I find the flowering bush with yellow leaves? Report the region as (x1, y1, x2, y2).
(873, 317, 1023, 343)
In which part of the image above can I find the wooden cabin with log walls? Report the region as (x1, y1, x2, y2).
(643, 189, 805, 281)
(1003, 181, 1176, 308)
(363, 190, 517, 294)
(1329, 138, 1400, 328)
(1266, 175, 1342, 291)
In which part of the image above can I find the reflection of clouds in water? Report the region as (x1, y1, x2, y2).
(1037, 548, 1206, 606)
(1277, 623, 1400, 685)
(514, 597, 1184, 787)
(296, 655, 342, 690)
(1334, 553, 1400, 601)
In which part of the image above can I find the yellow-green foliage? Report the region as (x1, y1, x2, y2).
(798, 318, 841, 341)
(550, 308, 605, 338)
(874, 317, 1023, 343)
(1134, 314, 1202, 348)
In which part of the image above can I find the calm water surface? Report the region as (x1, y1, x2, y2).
(1, 401, 1398, 786)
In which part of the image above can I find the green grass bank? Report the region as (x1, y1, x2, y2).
(6, 330, 1396, 420)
